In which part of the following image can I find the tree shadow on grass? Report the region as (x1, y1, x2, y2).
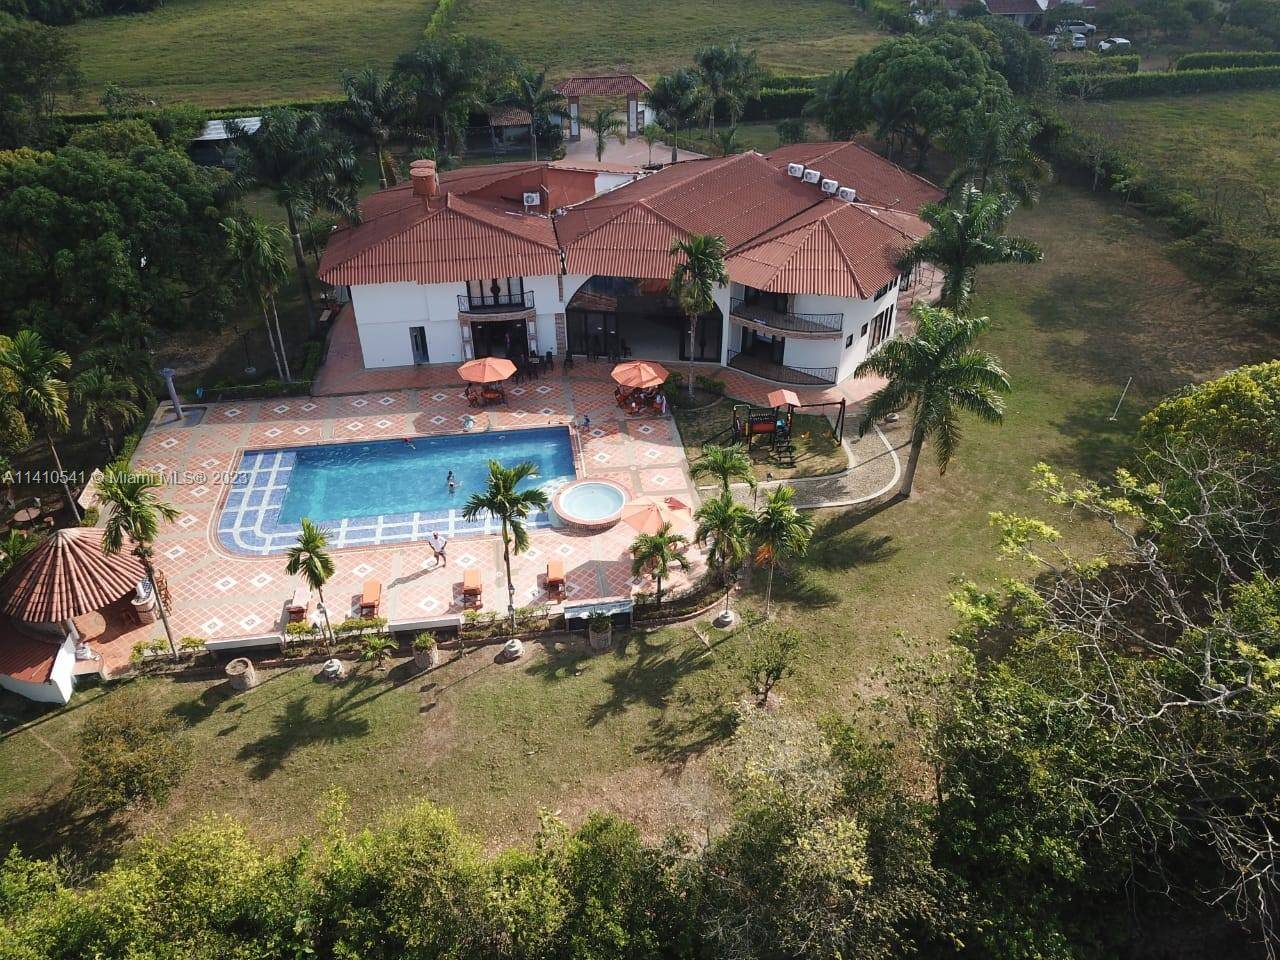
(639, 697, 738, 771)
(234, 688, 372, 780)
(585, 633, 715, 728)
(523, 635, 592, 683)
(0, 791, 132, 874)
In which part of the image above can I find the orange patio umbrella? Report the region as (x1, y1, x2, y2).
(620, 496, 690, 536)
(611, 360, 669, 391)
(766, 388, 801, 408)
(458, 357, 516, 384)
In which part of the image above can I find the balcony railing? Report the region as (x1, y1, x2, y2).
(458, 290, 535, 313)
(727, 350, 837, 385)
(729, 297, 842, 337)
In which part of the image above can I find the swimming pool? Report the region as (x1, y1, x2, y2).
(217, 427, 576, 555)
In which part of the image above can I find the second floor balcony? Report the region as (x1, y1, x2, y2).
(729, 297, 842, 339)
(458, 290, 536, 316)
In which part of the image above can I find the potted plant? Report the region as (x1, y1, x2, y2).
(412, 631, 440, 670)
(587, 611, 612, 652)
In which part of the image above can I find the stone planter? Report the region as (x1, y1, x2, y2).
(413, 646, 440, 671)
(587, 622, 613, 653)
(225, 657, 258, 691)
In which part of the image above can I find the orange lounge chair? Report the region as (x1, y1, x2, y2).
(359, 579, 382, 617)
(546, 560, 566, 601)
(286, 583, 310, 624)
(462, 569, 483, 609)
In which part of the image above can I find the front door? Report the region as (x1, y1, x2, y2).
(409, 326, 429, 364)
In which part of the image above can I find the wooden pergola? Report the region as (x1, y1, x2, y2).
(553, 74, 652, 142)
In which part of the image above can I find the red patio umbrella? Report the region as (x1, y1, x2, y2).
(620, 497, 689, 536)
(611, 360, 669, 391)
(458, 357, 517, 384)
(766, 388, 801, 409)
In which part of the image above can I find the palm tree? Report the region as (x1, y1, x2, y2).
(335, 67, 411, 189)
(222, 216, 293, 381)
(694, 493, 751, 614)
(80, 314, 155, 400)
(944, 110, 1049, 208)
(641, 122, 663, 166)
(585, 107, 625, 162)
(0, 330, 79, 521)
(73, 367, 142, 456)
(462, 461, 549, 628)
(393, 36, 495, 155)
(746, 485, 814, 617)
(692, 443, 755, 494)
(647, 69, 705, 163)
(630, 523, 691, 604)
(95, 463, 181, 658)
(227, 108, 361, 334)
(713, 126, 740, 157)
(668, 233, 728, 398)
(855, 305, 1010, 498)
(285, 518, 336, 653)
(497, 69, 565, 161)
(901, 186, 1043, 313)
(0, 528, 40, 579)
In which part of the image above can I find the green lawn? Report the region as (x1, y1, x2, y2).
(674, 402, 849, 481)
(3, 182, 1277, 861)
(64, 0, 880, 108)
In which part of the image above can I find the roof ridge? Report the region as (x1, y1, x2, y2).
(446, 193, 560, 251)
(820, 215, 866, 299)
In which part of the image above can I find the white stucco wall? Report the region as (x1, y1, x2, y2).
(0, 637, 75, 705)
(593, 172, 639, 195)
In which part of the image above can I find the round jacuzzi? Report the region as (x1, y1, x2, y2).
(553, 479, 628, 530)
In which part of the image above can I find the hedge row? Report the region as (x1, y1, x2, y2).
(58, 98, 344, 126)
(1083, 65, 1280, 99)
(762, 74, 820, 90)
(740, 87, 813, 122)
(1055, 54, 1140, 78)
(1175, 50, 1280, 70)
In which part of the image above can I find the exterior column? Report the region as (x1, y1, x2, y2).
(569, 97, 580, 141)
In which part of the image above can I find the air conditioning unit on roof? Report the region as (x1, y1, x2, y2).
(837, 186, 858, 203)
(801, 168, 821, 184)
(522, 191, 540, 208)
(786, 162, 805, 178)
(820, 179, 839, 194)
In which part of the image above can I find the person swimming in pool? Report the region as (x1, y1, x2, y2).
(403, 438, 415, 449)
(447, 470, 456, 493)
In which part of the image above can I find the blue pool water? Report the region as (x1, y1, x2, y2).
(217, 427, 577, 555)
(278, 427, 575, 524)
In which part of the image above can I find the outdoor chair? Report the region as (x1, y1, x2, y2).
(285, 584, 310, 624)
(546, 560, 566, 602)
(462, 569, 483, 609)
(359, 580, 382, 617)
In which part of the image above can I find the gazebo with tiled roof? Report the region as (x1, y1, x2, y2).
(553, 73, 652, 142)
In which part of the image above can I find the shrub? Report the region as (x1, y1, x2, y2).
(299, 341, 324, 381)
(1175, 50, 1280, 70)
(1077, 65, 1280, 99)
(359, 633, 398, 668)
(740, 88, 813, 122)
(178, 636, 205, 655)
(412, 631, 438, 651)
(694, 374, 727, 396)
(78, 505, 99, 527)
(776, 117, 806, 145)
(71, 685, 191, 811)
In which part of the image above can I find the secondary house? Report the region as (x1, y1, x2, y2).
(318, 142, 942, 386)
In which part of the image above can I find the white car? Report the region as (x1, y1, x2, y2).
(1071, 32, 1088, 49)
(1061, 19, 1098, 34)
(1098, 37, 1132, 52)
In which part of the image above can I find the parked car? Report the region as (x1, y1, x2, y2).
(1098, 37, 1132, 52)
(1061, 19, 1098, 34)
(1071, 31, 1088, 48)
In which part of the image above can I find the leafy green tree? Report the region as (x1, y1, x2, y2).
(932, 16, 1053, 95)
(695, 492, 752, 613)
(747, 485, 814, 616)
(776, 117, 806, 145)
(855, 305, 1010, 497)
(713, 125, 740, 156)
(95, 462, 181, 657)
(901, 186, 1042, 312)
(691, 443, 755, 494)
(335, 66, 411, 189)
(808, 67, 862, 140)
(0, 329, 78, 518)
(668, 232, 728, 397)
(66, 117, 161, 156)
(227, 108, 360, 334)
(462, 460, 549, 628)
(393, 34, 508, 155)
(944, 106, 1049, 207)
(496, 68, 565, 161)
(72, 366, 142, 456)
(285, 517, 336, 652)
(742, 624, 799, 706)
(221, 215, 293, 381)
(584, 106, 624, 162)
(0, 14, 80, 148)
(646, 68, 705, 162)
(629, 522, 691, 603)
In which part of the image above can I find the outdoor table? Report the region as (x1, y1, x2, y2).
(12, 507, 39, 526)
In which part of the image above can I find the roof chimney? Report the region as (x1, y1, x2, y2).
(410, 158, 439, 198)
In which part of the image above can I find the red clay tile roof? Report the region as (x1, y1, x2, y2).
(554, 74, 651, 97)
(766, 141, 943, 212)
(986, 0, 1047, 14)
(0, 527, 145, 624)
(0, 618, 60, 683)
(728, 200, 928, 298)
(488, 106, 533, 127)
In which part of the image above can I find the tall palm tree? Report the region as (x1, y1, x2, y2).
(73, 367, 142, 456)
(285, 518, 336, 653)
(630, 523, 691, 604)
(693, 45, 735, 138)
(585, 107, 625, 162)
(694, 493, 751, 614)
(855, 305, 1010, 498)
(335, 67, 411, 189)
(81, 314, 155, 400)
(669, 233, 728, 398)
(945, 110, 1049, 208)
(692, 443, 755, 494)
(393, 36, 494, 155)
(747, 485, 814, 617)
(901, 186, 1043, 313)
(647, 69, 705, 163)
(462, 461, 549, 628)
(641, 122, 662, 166)
(0, 330, 79, 521)
(497, 69, 565, 161)
(227, 108, 361, 335)
(222, 216, 293, 381)
(96, 463, 181, 658)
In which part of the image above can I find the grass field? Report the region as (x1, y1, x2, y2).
(64, 0, 880, 108)
(1071, 89, 1280, 234)
(3, 182, 1278, 864)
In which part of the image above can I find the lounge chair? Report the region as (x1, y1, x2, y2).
(462, 569, 483, 609)
(285, 583, 310, 623)
(546, 560, 566, 601)
(359, 579, 382, 617)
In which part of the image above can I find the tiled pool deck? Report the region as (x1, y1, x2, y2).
(131, 373, 708, 645)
